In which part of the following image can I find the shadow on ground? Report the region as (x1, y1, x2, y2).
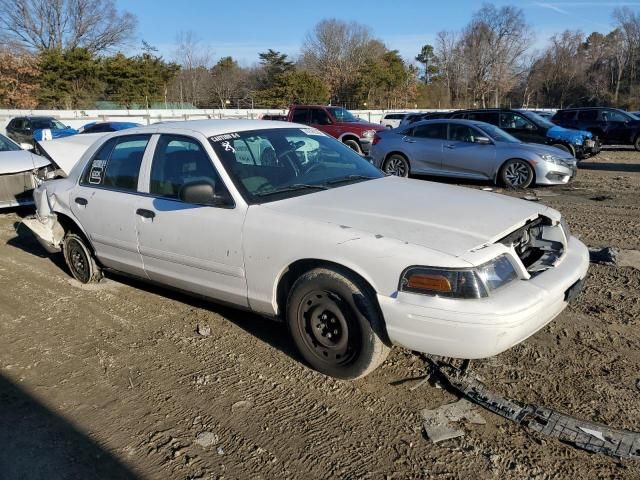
(579, 162, 640, 173)
(0, 373, 138, 479)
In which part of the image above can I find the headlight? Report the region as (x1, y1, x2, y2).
(399, 255, 518, 299)
(539, 154, 562, 165)
(362, 130, 376, 138)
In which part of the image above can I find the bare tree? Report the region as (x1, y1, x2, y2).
(0, 0, 137, 53)
(172, 31, 213, 107)
(209, 57, 247, 109)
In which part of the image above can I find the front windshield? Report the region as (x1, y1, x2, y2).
(0, 134, 21, 152)
(31, 118, 67, 130)
(210, 128, 383, 203)
(518, 110, 555, 129)
(326, 107, 360, 123)
(475, 123, 521, 143)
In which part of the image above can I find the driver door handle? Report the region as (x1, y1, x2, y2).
(402, 136, 416, 143)
(75, 197, 88, 206)
(445, 144, 456, 149)
(136, 208, 155, 219)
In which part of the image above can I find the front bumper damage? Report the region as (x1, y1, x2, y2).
(21, 185, 65, 253)
(420, 356, 640, 460)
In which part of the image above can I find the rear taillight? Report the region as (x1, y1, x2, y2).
(372, 134, 381, 145)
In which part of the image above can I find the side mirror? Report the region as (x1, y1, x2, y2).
(20, 142, 32, 150)
(179, 179, 233, 207)
(474, 136, 492, 145)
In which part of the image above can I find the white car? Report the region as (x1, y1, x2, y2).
(25, 120, 589, 379)
(380, 112, 407, 129)
(0, 133, 53, 209)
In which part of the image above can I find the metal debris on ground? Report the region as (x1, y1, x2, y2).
(522, 195, 539, 202)
(422, 399, 486, 443)
(588, 247, 619, 266)
(418, 355, 640, 460)
(196, 323, 211, 337)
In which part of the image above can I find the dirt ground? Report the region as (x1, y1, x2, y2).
(1, 147, 640, 480)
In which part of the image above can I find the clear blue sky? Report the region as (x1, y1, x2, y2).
(116, 0, 640, 65)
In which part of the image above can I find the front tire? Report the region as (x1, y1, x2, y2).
(634, 135, 640, 152)
(343, 139, 362, 154)
(551, 143, 575, 157)
(383, 154, 410, 177)
(500, 159, 534, 189)
(286, 267, 390, 379)
(62, 233, 102, 283)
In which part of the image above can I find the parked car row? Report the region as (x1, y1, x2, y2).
(21, 119, 590, 380)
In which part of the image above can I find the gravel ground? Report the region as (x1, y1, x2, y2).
(0, 147, 639, 479)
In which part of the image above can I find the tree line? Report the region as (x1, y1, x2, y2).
(1, 0, 639, 110)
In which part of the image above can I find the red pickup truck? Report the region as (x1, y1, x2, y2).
(287, 105, 384, 155)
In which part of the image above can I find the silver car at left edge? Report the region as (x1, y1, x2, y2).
(370, 119, 577, 188)
(23, 120, 589, 380)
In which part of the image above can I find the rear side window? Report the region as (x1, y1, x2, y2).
(466, 112, 498, 124)
(553, 110, 575, 121)
(81, 135, 150, 191)
(291, 109, 309, 124)
(577, 110, 598, 121)
(412, 123, 447, 139)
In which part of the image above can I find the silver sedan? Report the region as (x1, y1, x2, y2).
(370, 119, 577, 188)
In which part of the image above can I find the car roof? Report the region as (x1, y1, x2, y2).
(115, 119, 299, 137)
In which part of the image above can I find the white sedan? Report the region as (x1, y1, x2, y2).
(0, 133, 53, 209)
(25, 120, 589, 379)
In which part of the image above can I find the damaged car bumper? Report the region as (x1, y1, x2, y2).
(378, 235, 589, 358)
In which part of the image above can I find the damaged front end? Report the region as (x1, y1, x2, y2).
(21, 184, 65, 253)
(499, 216, 566, 277)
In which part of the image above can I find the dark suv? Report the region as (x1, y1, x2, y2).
(446, 109, 600, 159)
(6, 116, 76, 146)
(552, 108, 640, 151)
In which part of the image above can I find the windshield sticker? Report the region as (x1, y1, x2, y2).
(88, 159, 106, 184)
(210, 132, 241, 142)
(221, 140, 235, 153)
(301, 128, 325, 136)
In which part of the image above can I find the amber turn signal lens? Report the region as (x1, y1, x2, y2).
(406, 274, 452, 293)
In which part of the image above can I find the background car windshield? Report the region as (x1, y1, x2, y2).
(327, 107, 360, 123)
(519, 110, 555, 129)
(629, 112, 640, 120)
(31, 118, 66, 130)
(210, 128, 383, 202)
(0, 134, 21, 152)
(475, 123, 521, 143)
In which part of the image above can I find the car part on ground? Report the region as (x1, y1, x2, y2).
(23, 119, 589, 378)
(419, 355, 640, 460)
(370, 119, 577, 187)
(552, 108, 640, 151)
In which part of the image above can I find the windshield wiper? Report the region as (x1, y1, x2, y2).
(325, 175, 378, 186)
(254, 183, 330, 197)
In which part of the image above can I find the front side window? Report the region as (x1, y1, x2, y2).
(31, 118, 66, 130)
(310, 108, 331, 125)
(81, 134, 150, 191)
(412, 123, 447, 139)
(500, 112, 535, 130)
(210, 128, 383, 203)
(150, 135, 229, 203)
(448, 124, 482, 143)
(475, 123, 520, 143)
(604, 110, 630, 122)
(326, 107, 359, 123)
(0, 134, 21, 152)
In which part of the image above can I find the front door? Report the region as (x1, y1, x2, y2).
(135, 133, 248, 307)
(69, 134, 151, 276)
(441, 124, 496, 179)
(499, 112, 544, 144)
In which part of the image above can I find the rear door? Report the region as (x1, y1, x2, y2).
(135, 133, 248, 306)
(70, 134, 150, 276)
(441, 124, 496, 179)
(401, 123, 446, 173)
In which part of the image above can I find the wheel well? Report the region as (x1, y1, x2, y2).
(275, 259, 379, 319)
(496, 158, 537, 184)
(55, 213, 96, 255)
(341, 135, 360, 145)
(384, 151, 408, 162)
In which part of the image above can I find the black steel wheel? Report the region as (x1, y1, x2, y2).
(286, 267, 390, 379)
(500, 159, 534, 189)
(383, 154, 410, 177)
(62, 232, 102, 284)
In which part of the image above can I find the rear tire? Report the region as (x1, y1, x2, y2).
(343, 139, 362, 154)
(551, 143, 575, 157)
(383, 154, 410, 177)
(62, 233, 102, 283)
(500, 159, 534, 189)
(286, 267, 390, 379)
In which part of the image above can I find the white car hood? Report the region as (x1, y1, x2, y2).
(262, 176, 552, 257)
(0, 150, 50, 174)
(36, 133, 107, 175)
